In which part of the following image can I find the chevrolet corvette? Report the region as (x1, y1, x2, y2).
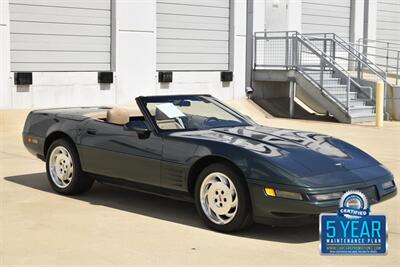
(23, 95, 397, 232)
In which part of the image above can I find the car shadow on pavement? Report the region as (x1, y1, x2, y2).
(4, 172, 319, 243)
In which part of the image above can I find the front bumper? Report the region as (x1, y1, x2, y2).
(248, 175, 397, 226)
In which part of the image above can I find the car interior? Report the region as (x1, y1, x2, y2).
(84, 107, 148, 129)
(145, 101, 242, 130)
(84, 106, 190, 130)
(84, 103, 244, 131)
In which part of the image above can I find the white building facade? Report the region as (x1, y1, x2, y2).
(0, 0, 399, 109)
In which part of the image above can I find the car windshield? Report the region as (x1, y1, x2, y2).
(141, 95, 251, 131)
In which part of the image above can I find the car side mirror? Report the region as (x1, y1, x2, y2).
(125, 121, 151, 139)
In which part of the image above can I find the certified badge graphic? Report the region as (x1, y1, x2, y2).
(320, 190, 387, 255)
(338, 191, 370, 219)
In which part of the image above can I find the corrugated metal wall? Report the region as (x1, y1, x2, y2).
(156, 0, 231, 71)
(376, 0, 400, 73)
(301, 0, 351, 41)
(376, 0, 400, 43)
(9, 0, 111, 72)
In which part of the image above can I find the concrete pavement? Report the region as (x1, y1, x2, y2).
(0, 100, 399, 266)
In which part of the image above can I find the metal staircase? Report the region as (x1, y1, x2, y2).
(304, 70, 374, 117)
(252, 31, 394, 123)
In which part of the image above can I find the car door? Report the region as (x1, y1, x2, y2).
(78, 119, 162, 186)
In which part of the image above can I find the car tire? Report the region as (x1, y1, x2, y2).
(194, 163, 252, 232)
(46, 139, 94, 195)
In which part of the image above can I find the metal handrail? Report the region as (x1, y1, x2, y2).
(334, 34, 387, 78)
(355, 38, 400, 84)
(356, 44, 400, 53)
(258, 31, 378, 89)
(254, 31, 376, 113)
(266, 31, 400, 86)
(359, 38, 400, 48)
(304, 33, 390, 84)
(300, 33, 392, 117)
(295, 33, 373, 111)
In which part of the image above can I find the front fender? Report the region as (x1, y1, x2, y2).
(162, 136, 300, 190)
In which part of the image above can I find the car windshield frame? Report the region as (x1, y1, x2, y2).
(137, 95, 253, 132)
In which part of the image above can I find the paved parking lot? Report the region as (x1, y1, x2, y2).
(1, 100, 399, 266)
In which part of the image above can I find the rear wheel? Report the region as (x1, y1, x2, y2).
(46, 139, 94, 195)
(194, 163, 252, 232)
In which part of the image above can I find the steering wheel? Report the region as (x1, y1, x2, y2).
(204, 117, 220, 126)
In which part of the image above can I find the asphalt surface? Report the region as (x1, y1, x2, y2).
(0, 100, 399, 266)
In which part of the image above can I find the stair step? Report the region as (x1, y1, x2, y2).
(307, 74, 336, 80)
(327, 92, 358, 100)
(323, 84, 348, 90)
(306, 70, 334, 74)
(339, 101, 368, 109)
(297, 70, 376, 123)
(306, 73, 342, 85)
(324, 83, 346, 88)
(311, 78, 342, 85)
(307, 71, 335, 75)
(350, 115, 376, 123)
(325, 87, 356, 94)
(326, 90, 355, 96)
(335, 97, 358, 103)
(306, 70, 334, 75)
(349, 105, 375, 111)
(349, 106, 375, 117)
(348, 100, 367, 107)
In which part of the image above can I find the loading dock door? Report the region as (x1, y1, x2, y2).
(9, 0, 112, 71)
(156, 0, 231, 71)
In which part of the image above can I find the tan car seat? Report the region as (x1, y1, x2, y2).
(106, 107, 130, 125)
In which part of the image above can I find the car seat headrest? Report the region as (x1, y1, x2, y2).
(106, 107, 130, 125)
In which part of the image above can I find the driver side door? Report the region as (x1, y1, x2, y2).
(79, 119, 162, 186)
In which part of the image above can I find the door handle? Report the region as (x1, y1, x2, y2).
(86, 129, 97, 135)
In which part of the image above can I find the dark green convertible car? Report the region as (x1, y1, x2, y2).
(23, 95, 396, 232)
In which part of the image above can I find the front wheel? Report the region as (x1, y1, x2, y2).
(46, 139, 94, 195)
(194, 163, 252, 232)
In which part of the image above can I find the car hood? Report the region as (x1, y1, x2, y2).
(177, 125, 380, 178)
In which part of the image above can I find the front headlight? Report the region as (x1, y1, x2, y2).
(275, 189, 303, 200)
(308, 192, 343, 201)
(382, 180, 395, 190)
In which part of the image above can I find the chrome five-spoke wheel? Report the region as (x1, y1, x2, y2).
(195, 163, 251, 232)
(46, 139, 93, 195)
(49, 146, 74, 188)
(200, 172, 238, 225)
